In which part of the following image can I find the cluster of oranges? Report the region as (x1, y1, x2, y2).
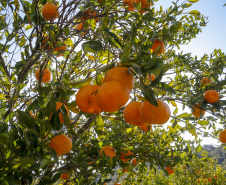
(41, 3, 67, 56)
(191, 77, 220, 118)
(76, 67, 133, 114)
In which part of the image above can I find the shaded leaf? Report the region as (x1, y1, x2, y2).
(82, 41, 103, 53)
(140, 83, 157, 106)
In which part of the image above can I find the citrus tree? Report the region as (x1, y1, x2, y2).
(0, 0, 225, 184)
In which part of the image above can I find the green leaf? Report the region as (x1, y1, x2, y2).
(189, 10, 201, 16)
(63, 27, 70, 37)
(17, 110, 40, 136)
(82, 41, 103, 53)
(130, 22, 136, 46)
(96, 63, 115, 72)
(96, 115, 105, 131)
(151, 82, 176, 94)
(40, 159, 51, 168)
(20, 157, 35, 169)
(140, 83, 158, 106)
(68, 77, 93, 88)
(181, 3, 193, 8)
(198, 120, 209, 126)
(19, 36, 26, 47)
(196, 145, 202, 153)
(105, 29, 123, 48)
(188, 0, 199, 2)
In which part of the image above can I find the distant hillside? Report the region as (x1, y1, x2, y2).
(202, 144, 226, 170)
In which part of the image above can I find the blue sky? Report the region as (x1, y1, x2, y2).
(155, 0, 226, 57)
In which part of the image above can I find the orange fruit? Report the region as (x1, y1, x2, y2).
(105, 67, 134, 91)
(50, 102, 70, 124)
(35, 68, 51, 83)
(139, 124, 152, 132)
(49, 134, 72, 156)
(197, 179, 201, 183)
(114, 183, 121, 185)
(76, 84, 102, 114)
(123, 0, 135, 11)
(139, 99, 171, 124)
(123, 101, 147, 126)
(96, 81, 130, 112)
(200, 77, 213, 86)
(165, 166, 175, 175)
(204, 90, 219, 104)
(123, 168, 128, 172)
(208, 178, 212, 182)
(219, 129, 226, 143)
(119, 149, 133, 162)
(191, 103, 205, 118)
(150, 74, 155, 81)
(135, 0, 152, 13)
(42, 3, 59, 20)
(54, 46, 67, 57)
(100, 145, 116, 158)
(131, 158, 137, 165)
(150, 39, 165, 55)
(81, 9, 98, 22)
(60, 172, 69, 180)
(214, 175, 217, 178)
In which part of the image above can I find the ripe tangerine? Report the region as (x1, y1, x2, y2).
(191, 103, 205, 118)
(123, 101, 147, 126)
(76, 84, 102, 114)
(50, 102, 70, 124)
(150, 39, 165, 55)
(123, 0, 136, 11)
(204, 90, 219, 104)
(100, 145, 116, 158)
(135, 0, 152, 13)
(219, 129, 226, 143)
(60, 172, 69, 180)
(105, 67, 134, 91)
(139, 124, 152, 132)
(165, 166, 175, 175)
(119, 149, 133, 162)
(42, 3, 59, 21)
(35, 68, 51, 83)
(139, 99, 171, 124)
(49, 134, 72, 156)
(96, 81, 130, 112)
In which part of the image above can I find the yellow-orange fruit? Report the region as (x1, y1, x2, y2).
(42, 3, 59, 20)
(60, 172, 69, 180)
(119, 149, 133, 162)
(123, 0, 135, 11)
(165, 166, 175, 175)
(54, 46, 67, 57)
(150, 74, 155, 81)
(50, 102, 70, 124)
(204, 90, 220, 104)
(208, 178, 212, 182)
(191, 103, 205, 118)
(49, 135, 72, 156)
(123, 101, 147, 126)
(35, 68, 51, 83)
(219, 130, 226, 143)
(76, 84, 102, 114)
(131, 158, 137, 165)
(139, 124, 152, 132)
(200, 77, 213, 86)
(150, 39, 165, 55)
(96, 81, 130, 112)
(123, 168, 128, 172)
(139, 99, 171, 124)
(105, 67, 134, 91)
(100, 145, 116, 158)
(135, 0, 152, 13)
